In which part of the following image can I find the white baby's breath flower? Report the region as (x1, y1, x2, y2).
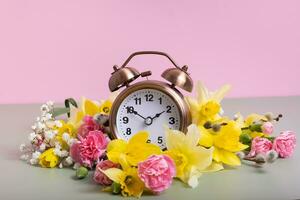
(73, 163, 81, 170)
(19, 144, 26, 152)
(54, 120, 63, 128)
(54, 148, 61, 157)
(62, 133, 70, 142)
(44, 130, 55, 140)
(31, 125, 37, 131)
(36, 122, 46, 130)
(60, 150, 69, 157)
(68, 138, 78, 146)
(59, 163, 63, 169)
(40, 104, 50, 113)
(28, 132, 36, 141)
(44, 113, 53, 120)
(39, 143, 46, 151)
(29, 158, 39, 165)
(46, 101, 54, 107)
(32, 151, 41, 160)
(20, 154, 29, 161)
(65, 156, 73, 165)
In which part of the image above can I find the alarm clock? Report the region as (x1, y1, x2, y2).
(108, 51, 193, 149)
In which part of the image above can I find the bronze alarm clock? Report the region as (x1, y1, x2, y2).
(108, 51, 193, 149)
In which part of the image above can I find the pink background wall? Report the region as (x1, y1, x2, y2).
(1, 1, 300, 104)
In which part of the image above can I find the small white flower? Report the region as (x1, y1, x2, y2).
(40, 104, 50, 113)
(54, 148, 61, 157)
(46, 101, 54, 107)
(59, 162, 63, 168)
(65, 156, 73, 165)
(36, 122, 46, 130)
(55, 120, 63, 127)
(44, 113, 53, 120)
(19, 144, 26, 152)
(44, 130, 55, 140)
(29, 158, 39, 165)
(60, 150, 69, 157)
(68, 138, 78, 146)
(31, 125, 37, 130)
(39, 143, 46, 151)
(73, 162, 81, 170)
(62, 133, 70, 142)
(28, 132, 36, 141)
(20, 154, 29, 161)
(32, 151, 41, 160)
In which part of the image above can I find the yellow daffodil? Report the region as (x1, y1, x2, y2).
(199, 119, 248, 166)
(186, 81, 231, 126)
(39, 148, 59, 168)
(106, 131, 162, 166)
(164, 124, 218, 188)
(55, 120, 76, 149)
(101, 157, 144, 197)
(68, 96, 114, 129)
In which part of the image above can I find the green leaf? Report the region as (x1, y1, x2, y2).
(51, 107, 70, 118)
(249, 124, 262, 132)
(240, 132, 252, 145)
(64, 98, 78, 118)
(111, 182, 121, 194)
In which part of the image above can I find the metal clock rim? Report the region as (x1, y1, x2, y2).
(109, 80, 191, 140)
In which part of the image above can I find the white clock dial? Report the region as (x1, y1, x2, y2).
(116, 89, 181, 149)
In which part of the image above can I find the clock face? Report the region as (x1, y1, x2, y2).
(115, 88, 181, 149)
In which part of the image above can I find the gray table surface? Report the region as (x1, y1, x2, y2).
(1, 96, 299, 200)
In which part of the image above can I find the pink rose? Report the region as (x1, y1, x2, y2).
(93, 160, 120, 186)
(138, 155, 176, 194)
(273, 131, 296, 158)
(77, 116, 102, 139)
(248, 137, 273, 157)
(70, 130, 108, 168)
(261, 122, 274, 135)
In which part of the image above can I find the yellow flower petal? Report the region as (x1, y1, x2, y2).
(165, 126, 185, 150)
(187, 166, 202, 188)
(83, 98, 100, 116)
(128, 131, 149, 145)
(198, 126, 214, 148)
(196, 81, 209, 105)
(185, 97, 201, 124)
(211, 84, 231, 102)
(99, 100, 112, 114)
(107, 139, 127, 163)
(214, 148, 241, 166)
(202, 161, 224, 172)
(101, 168, 124, 183)
(107, 131, 161, 167)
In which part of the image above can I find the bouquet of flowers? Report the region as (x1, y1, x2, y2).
(19, 81, 296, 197)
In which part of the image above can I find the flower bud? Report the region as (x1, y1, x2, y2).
(203, 121, 212, 129)
(255, 154, 266, 163)
(212, 124, 221, 132)
(236, 151, 245, 159)
(76, 166, 88, 179)
(266, 150, 278, 163)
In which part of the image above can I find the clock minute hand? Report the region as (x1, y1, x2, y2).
(132, 110, 146, 120)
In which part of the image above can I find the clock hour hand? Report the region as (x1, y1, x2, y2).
(151, 111, 165, 120)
